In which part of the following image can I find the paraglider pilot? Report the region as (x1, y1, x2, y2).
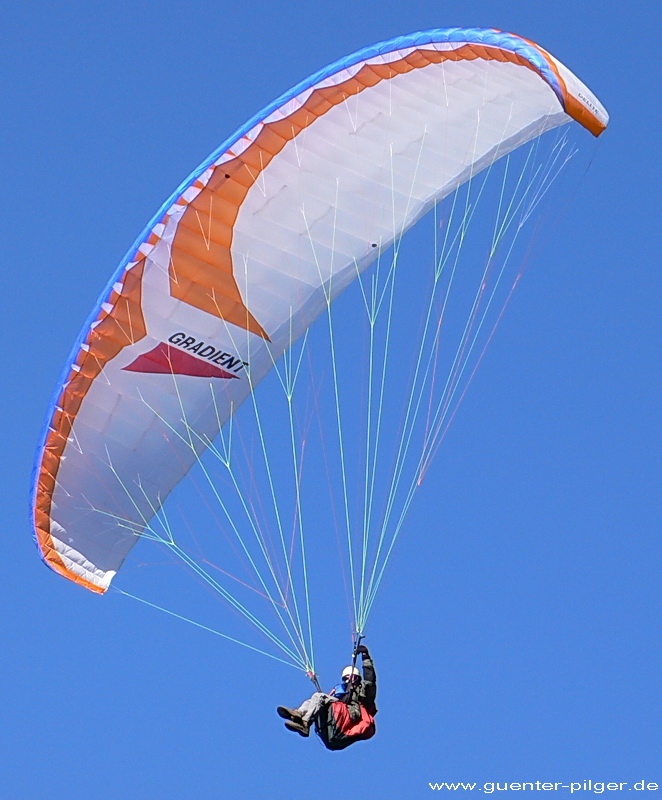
(277, 645, 377, 750)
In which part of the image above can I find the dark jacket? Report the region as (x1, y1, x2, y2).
(344, 656, 377, 722)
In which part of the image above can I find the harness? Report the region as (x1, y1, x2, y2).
(311, 633, 376, 751)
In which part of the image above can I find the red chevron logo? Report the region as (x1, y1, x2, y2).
(123, 342, 238, 379)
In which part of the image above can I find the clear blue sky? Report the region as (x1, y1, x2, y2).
(4, 2, 660, 798)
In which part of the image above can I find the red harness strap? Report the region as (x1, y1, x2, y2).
(329, 701, 376, 740)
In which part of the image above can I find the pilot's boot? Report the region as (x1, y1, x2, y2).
(284, 719, 310, 737)
(277, 705, 304, 723)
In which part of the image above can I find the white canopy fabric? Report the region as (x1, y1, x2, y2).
(32, 28, 608, 593)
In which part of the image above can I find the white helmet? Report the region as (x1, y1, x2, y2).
(341, 665, 361, 681)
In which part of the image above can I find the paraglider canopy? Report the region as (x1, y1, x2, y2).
(31, 26, 607, 672)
